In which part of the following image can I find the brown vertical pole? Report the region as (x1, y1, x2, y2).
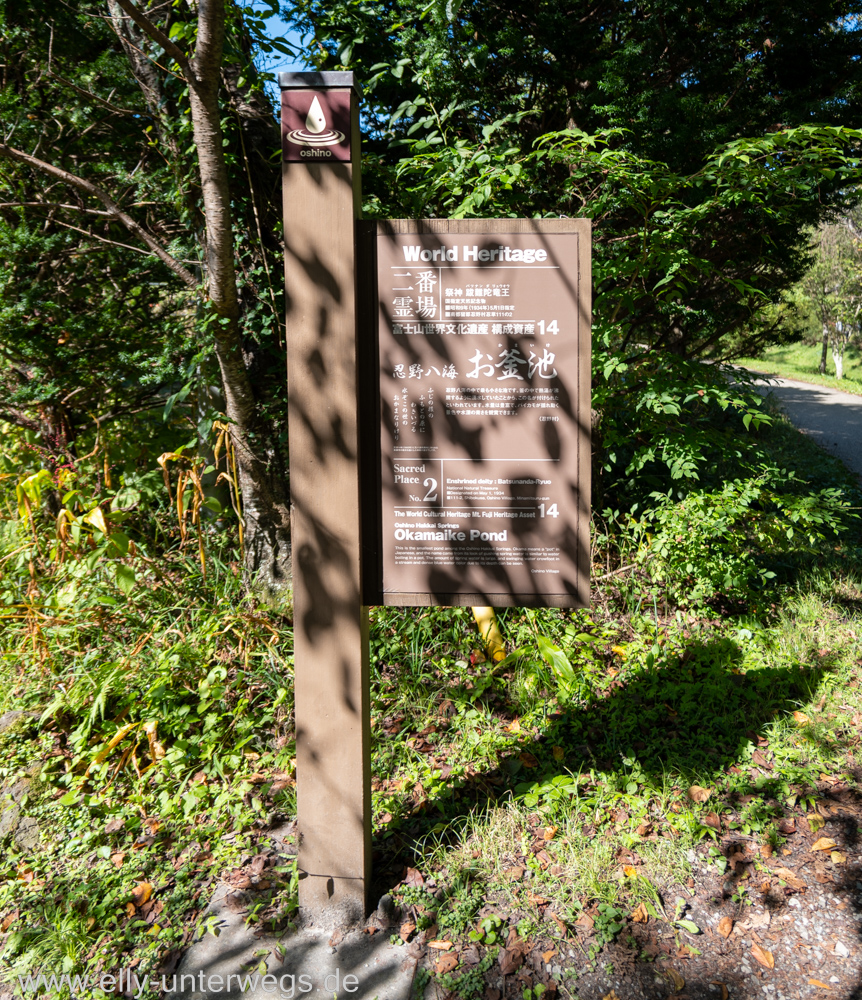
(280, 72, 370, 927)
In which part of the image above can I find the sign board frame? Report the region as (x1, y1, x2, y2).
(358, 219, 591, 609)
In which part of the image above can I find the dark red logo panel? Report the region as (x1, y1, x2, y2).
(281, 89, 351, 163)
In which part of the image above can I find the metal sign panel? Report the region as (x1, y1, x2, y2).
(368, 220, 591, 607)
(281, 88, 352, 162)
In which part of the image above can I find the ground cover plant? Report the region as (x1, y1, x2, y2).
(0, 389, 861, 998)
(738, 342, 862, 397)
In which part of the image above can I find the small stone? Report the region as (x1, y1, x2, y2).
(830, 977, 840, 984)
(0, 711, 38, 735)
(13, 816, 43, 853)
(834, 941, 850, 958)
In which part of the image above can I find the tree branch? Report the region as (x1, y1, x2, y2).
(47, 70, 144, 116)
(0, 143, 199, 290)
(111, 0, 193, 78)
(0, 201, 114, 216)
(49, 216, 200, 264)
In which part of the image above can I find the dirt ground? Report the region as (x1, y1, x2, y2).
(400, 781, 862, 1000)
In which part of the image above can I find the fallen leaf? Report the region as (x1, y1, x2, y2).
(831, 851, 847, 864)
(527, 891, 550, 906)
(703, 812, 721, 831)
(793, 711, 810, 726)
(504, 866, 525, 881)
(718, 916, 733, 938)
(635, 821, 653, 836)
(0, 911, 17, 932)
(687, 785, 712, 803)
(543, 825, 558, 841)
(812, 837, 838, 852)
(535, 849, 553, 869)
(552, 746, 565, 761)
(125, 902, 136, 918)
(809, 979, 832, 989)
(403, 867, 425, 887)
(611, 645, 627, 659)
(498, 947, 523, 976)
(428, 940, 454, 951)
(363, 926, 378, 935)
(400, 921, 416, 940)
(631, 902, 648, 924)
(548, 911, 567, 936)
(110, 853, 125, 869)
(808, 813, 826, 833)
(772, 867, 806, 890)
(665, 967, 685, 992)
(519, 752, 539, 768)
(575, 913, 594, 931)
(505, 719, 521, 733)
(710, 983, 729, 1000)
(760, 844, 774, 859)
(542, 949, 556, 963)
(602, 992, 621, 1000)
(778, 817, 796, 835)
(751, 943, 774, 969)
(131, 882, 153, 907)
(741, 911, 771, 930)
(105, 818, 125, 834)
(622, 865, 638, 877)
(435, 954, 458, 974)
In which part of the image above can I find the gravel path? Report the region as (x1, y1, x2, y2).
(750, 373, 862, 479)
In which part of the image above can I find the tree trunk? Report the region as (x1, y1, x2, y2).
(820, 323, 829, 374)
(113, 0, 292, 603)
(832, 344, 844, 379)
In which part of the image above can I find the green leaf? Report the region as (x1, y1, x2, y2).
(115, 564, 136, 596)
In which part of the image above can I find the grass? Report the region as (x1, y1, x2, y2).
(0, 408, 861, 998)
(737, 340, 862, 396)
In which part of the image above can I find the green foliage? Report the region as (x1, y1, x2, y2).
(0, 0, 287, 480)
(434, 951, 496, 1000)
(739, 341, 862, 394)
(589, 902, 626, 959)
(294, 0, 862, 365)
(468, 913, 503, 945)
(626, 471, 857, 605)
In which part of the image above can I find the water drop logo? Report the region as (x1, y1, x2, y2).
(287, 95, 346, 149)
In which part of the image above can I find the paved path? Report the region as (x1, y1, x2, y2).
(749, 372, 862, 479)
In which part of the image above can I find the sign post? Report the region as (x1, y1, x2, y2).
(281, 79, 591, 924)
(280, 72, 370, 927)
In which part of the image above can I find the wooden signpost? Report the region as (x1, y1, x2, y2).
(280, 72, 369, 927)
(281, 75, 590, 926)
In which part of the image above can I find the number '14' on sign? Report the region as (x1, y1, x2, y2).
(538, 503, 559, 518)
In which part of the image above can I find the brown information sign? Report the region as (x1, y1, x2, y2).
(367, 220, 591, 607)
